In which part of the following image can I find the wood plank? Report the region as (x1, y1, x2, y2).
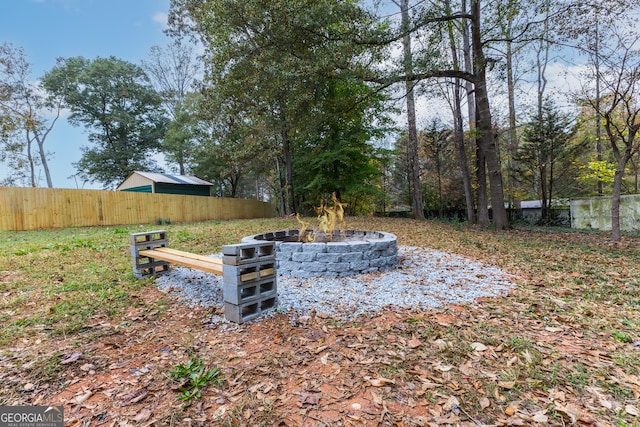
(151, 247, 223, 265)
(139, 249, 223, 275)
(240, 268, 275, 283)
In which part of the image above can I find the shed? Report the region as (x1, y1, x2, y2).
(117, 172, 213, 197)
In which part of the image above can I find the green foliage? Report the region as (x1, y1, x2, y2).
(516, 99, 586, 220)
(170, 357, 223, 403)
(41, 56, 166, 188)
(580, 160, 616, 185)
(169, 0, 390, 212)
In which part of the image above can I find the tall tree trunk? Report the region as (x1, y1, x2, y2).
(462, 0, 479, 224)
(399, 0, 424, 220)
(275, 156, 286, 216)
(476, 143, 489, 226)
(445, 0, 474, 223)
(279, 104, 296, 215)
(505, 22, 520, 215)
(471, 0, 508, 229)
(611, 167, 623, 242)
(594, 17, 604, 197)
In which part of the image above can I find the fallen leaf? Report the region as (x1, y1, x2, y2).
(212, 405, 227, 420)
(435, 363, 453, 372)
(626, 404, 639, 416)
(470, 342, 487, 351)
(408, 336, 422, 349)
(505, 406, 516, 416)
(554, 403, 582, 423)
(443, 396, 460, 412)
(533, 412, 549, 423)
(61, 352, 82, 364)
(479, 397, 490, 409)
(121, 388, 148, 406)
(133, 408, 152, 423)
(498, 381, 515, 389)
(75, 390, 93, 404)
(368, 377, 395, 387)
(299, 390, 322, 405)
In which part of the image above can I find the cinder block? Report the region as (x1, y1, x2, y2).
(223, 261, 276, 286)
(224, 295, 278, 324)
(133, 262, 170, 279)
(222, 242, 275, 265)
(130, 230, 167, 246)
(130, 231, 170, 278)
(224, 301, 262, 324)
(223, 277, 277, 305)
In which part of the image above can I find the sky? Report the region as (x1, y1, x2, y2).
(0, 0, 172, 189)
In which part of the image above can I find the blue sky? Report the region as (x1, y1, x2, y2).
(1, 0, 171, 189)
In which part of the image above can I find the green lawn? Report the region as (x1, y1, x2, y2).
(1, 217, 639, 426)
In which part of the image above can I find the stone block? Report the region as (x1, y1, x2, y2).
(325, 262, 351, 272)
(340, 252, 363, 262)
(292, 252, 316, 262)
(278, 242, 303, 252)
(315, 252, 342, 263)
(349, 260, 370, 271)
(302, 243, 326, 253)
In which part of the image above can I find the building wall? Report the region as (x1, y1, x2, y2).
(570, 194, 640, 231)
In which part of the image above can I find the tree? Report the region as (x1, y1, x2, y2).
(41, 56, 166, 188)
(421, 118, 455, 219)
(367, 0, 510, 229)
(0, 43, 63, 187)
(142, 41, 202, 175)
(517, 99, 580, 223)
(168, 0, 388, 213)
(293, 78, 387, 215)
(581, 31, 640, 241)
(395, 0, 424, 220)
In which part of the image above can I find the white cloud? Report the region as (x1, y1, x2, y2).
(153, 12, 168, 28)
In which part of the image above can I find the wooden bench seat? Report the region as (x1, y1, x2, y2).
(139, 247, 275, 282)
(139, 247, 223, 275)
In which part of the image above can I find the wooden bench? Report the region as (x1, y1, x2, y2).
(130, 230, 278, 323)
(138, 247, 224, 275)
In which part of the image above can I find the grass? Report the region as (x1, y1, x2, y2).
(1, 217, 639, 424)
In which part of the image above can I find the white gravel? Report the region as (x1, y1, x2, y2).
(155, 246, 517, 324)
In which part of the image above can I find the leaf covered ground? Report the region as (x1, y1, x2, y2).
(1, 217, 639, 426)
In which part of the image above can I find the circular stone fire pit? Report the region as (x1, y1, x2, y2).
(242, 229, 398, 278)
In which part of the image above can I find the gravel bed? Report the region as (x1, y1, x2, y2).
(155, 246, 517, 325)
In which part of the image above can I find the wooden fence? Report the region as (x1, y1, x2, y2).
(0, 187, 273, 231)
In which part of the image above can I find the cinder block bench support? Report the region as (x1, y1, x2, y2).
(130, 230, 277, 324)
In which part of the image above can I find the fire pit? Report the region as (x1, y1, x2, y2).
(242, 229, 398, 278)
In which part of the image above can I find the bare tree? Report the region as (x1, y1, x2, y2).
(394, 0, 425, 220)
(0, 43, 62, 187)
(583, 31, 640, 241)
(142, 41, 202, 175)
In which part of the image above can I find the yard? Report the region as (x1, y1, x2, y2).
(1, 217, 639, 426)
